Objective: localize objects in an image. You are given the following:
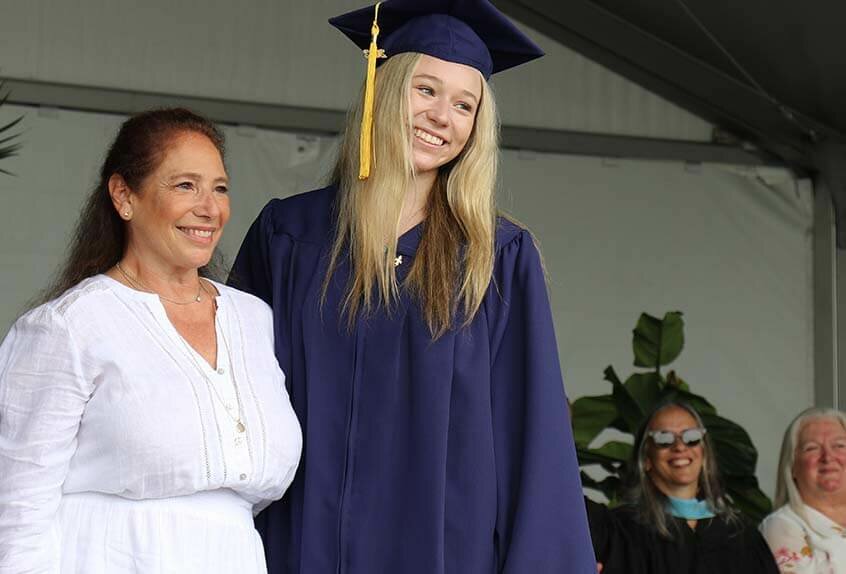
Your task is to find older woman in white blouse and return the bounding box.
[760,407,846,573]
[0,109,301,573]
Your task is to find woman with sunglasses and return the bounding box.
[598,400,778,573]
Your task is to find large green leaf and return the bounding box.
[701,412,770,521]
[726,475,773,524]
[577,446,622,475]
[571,395,618,447]
[608,416,631,434]
[624,372,663,413]
[633,311,684,369]
[701,413,758,476]
[581,441,633,463]
[605,366,645,432]
[660,386,718,416]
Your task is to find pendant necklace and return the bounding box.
[116,261,203,305]
[171,281,247,435]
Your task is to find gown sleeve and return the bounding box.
[0,306,93,573]
[485,229,597,573]
[745,524,781,574]
[585,498,613,563]
[760,511,817,573]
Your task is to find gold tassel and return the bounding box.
[359,2,386,180]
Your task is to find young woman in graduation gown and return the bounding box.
[599,401,779,573]
[229,1,596,572]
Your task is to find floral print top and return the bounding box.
[760,504,846,574]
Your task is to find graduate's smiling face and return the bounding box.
[644,406,704,498]
[409,54,482,179]
[113,131,231,273]
[793,417,846,503]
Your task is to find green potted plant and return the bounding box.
[572,311,773,523]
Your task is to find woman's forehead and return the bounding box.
[413,54,483,98]
[649,406,697,429]
[798,417,846,441]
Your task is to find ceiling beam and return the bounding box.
[4,78,778,167]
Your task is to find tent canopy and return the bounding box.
[497,0,846,243]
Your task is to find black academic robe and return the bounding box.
[600,506,779,574]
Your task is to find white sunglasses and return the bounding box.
[647,428,707,449]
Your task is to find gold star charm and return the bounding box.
[363,48,387,59]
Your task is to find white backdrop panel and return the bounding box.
[0,0,711,140]
[0,104,812,500]
[499,153,813,500]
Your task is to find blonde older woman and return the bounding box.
[761,408,846,573]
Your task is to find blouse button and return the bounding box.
[217,367,226,375]
[239,473,248,481]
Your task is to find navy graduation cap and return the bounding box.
[329,0,544,179]
[329,0,545,80]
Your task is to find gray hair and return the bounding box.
[774,407,846,527]
[625,400,735,539]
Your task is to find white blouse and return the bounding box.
[0,275,302,572]
[761,503,846,574]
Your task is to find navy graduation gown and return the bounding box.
[230,186,596,574]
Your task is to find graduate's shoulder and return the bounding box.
[259,185,337,244]
[494,214,534,254]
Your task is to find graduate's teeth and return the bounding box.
[415,129,444,146]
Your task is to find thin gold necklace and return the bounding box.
[116,261,203,305]
[177,281,247,434]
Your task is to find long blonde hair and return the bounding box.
[324,52,500,338]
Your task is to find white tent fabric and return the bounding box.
[0,0,711,140]
[500,152,813,500]
[0,105,812,498]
